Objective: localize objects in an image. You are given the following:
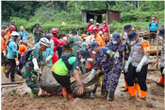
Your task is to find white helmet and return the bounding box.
[90,19,93,22]
[39,37,50,47]
[11,31,19,37]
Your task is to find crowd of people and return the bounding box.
[1,18,164,102]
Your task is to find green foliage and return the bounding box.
[121,10,164,23]
[2,1,164,34]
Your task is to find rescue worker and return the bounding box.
[106,32,125,101]
[122,25,133,92]
[125,32,150,100]
[6,25,16,42]
[148,17,159,44]
[10,20,18,31]
[51,28,60,64]
[95,23,102,33]
[123,30,141,97]
[80,34,88,51]
[5,31,20,82]
[157,28,165,87]
[85,40,121,99]
[87,19,95,34]
[67,30,81,53]
[1,29,7,66]
[21,37,50,98]
[19,26,28,42]
[95,31,106,47]
[51,51,86,99]
[34,34,53,68]
[33,23,43,43]
[122,25,132,41]
[103,21,109,38]
[16,41,28,77]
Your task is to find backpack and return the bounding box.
[19,49,34,65]
[149,22,157,29]
[61,53,75,70]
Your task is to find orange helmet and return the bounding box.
[52,28,59,34]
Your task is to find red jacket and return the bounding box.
[103,24,109,33]
[51,35,60,52]
[87,24,95,33]
[95,27,103,33]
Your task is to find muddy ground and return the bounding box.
[2,63,164,110]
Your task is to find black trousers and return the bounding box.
[126,64,148,91]
[52,72,72,94]
[6,59,16,80]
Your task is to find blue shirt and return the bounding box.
[19,31,28,41]
[148,22,160,32]
[7,39,18,59]
[34,42,53,67]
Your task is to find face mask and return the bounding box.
[80,58,85,63]
[112,40,117,44]
[129,40,136,46]
[92,51,96,54]
[123,32,128,40]
[21,29,24,31]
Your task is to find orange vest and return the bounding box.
[1,36,6,52]
[95,34,106,47]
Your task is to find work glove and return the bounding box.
[136,55,148,72]
[84,69,96,83]
[80,58,85,63]
[136,64,143,72]
[114,52,120,59]
[33,58,40,72]
[16,61,19,66]
[162,68,165,75]
[124,57,132,73]
[3,51,6,56]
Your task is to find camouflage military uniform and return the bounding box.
[22,48,43,95]
[106,42,125,94]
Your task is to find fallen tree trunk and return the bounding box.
[39,66,99,97]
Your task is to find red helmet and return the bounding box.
[9,25,16,31]
[152,17,155,20]
[52,28,59,34]
[1,29,7,36]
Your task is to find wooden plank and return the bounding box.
[2,81,25,85]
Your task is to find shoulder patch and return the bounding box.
[142,40,150,53]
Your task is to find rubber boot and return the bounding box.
[62,88,68,98]
[157,76,165,87]
[101,84,107,97]
[135,83,141,97]
[128,86,136,100]
[140,90,147,100]
[107,91,114,102]
[68,93,74,99]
